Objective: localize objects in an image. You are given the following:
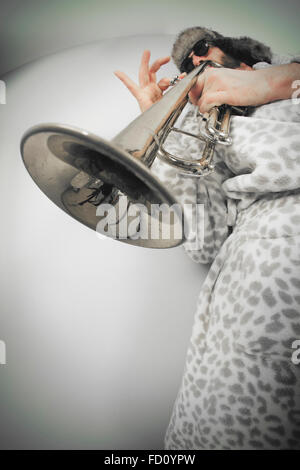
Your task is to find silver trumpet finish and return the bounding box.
[20,61,240,248]
[157,61,234,176]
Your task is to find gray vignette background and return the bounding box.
[0,0,299,450]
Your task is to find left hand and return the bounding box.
[188,67,271,114]
[189,63,300,114]
[114,50,185,113]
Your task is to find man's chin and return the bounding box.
[221,53,241,69]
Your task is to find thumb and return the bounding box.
[157,77,172,91]
[197,90,229,114]
[188,73,205,105]
[158,73,187,92]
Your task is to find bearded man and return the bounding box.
[115,27,300,450]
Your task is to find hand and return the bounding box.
[114,50,185,113]
[189,63,300,114]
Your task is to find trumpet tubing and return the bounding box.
[20,61,244,248]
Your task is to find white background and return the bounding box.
[0,0,299,450]
[0,34,208,449]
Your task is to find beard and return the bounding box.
[220,52,241,69]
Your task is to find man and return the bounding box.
[114,27,300,115]
[115,27,300,449]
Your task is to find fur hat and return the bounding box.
[172,26,273,71]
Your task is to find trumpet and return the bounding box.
[21,61,244,248]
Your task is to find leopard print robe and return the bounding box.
[151,57,300,449]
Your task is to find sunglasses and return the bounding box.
[180,40,212,73]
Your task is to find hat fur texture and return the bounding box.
[172,26,273,71]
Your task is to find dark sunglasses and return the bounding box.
[180,40,212,73]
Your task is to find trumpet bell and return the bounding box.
[20,62,240,249]
[21,123,186,248]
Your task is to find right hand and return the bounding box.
[114,50,184,113]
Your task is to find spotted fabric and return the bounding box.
[151,58,300,449]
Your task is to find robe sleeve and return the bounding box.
[221,55,300,204]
